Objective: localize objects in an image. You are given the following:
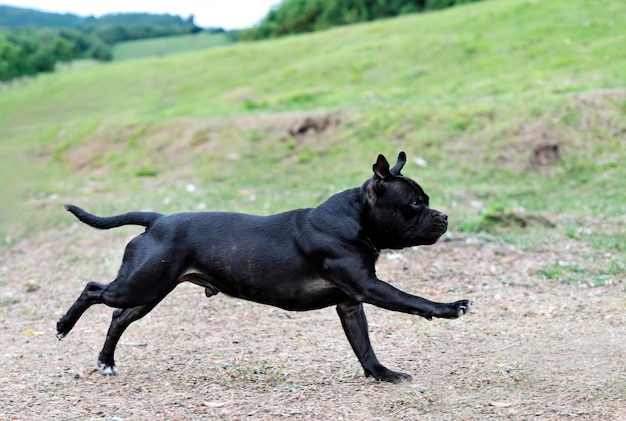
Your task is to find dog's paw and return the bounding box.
[55,318,70,339]
[438,300,473,319]
[456,299,473,317]
[366,366,413,384]
[97,360,118,376]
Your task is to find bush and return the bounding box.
[242,0,483,40]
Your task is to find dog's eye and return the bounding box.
[409,199,421,208]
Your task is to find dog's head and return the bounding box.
[362,152,448,250]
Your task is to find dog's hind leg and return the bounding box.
[55,271,173,340]
[337,300,412,383]
[97,292,171,375]
[56,281,107,339]
[57,232,188,335]
[97,268,220,375]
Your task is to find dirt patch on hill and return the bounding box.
[52,111,346,177]
[498,89,626,174]
[1,217,624,420]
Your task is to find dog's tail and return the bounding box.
[65,204,163,230]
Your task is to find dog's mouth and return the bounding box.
[430,211,448,236]
[423,227,446,244]
[408,214,447,245]
[429,219,448,237]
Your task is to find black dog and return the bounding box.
[56,152,472,383]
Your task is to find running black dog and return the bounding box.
[56,152,472,383]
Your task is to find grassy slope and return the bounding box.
[112,32,232,60]
[2,0,624,122]
[0,0,624,249]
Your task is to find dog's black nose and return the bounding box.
[438,212,448,221]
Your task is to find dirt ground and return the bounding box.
[1,219,624,421]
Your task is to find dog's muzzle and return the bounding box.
[428,211,448,237]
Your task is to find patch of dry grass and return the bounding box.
[1,220,624,420]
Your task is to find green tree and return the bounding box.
[243,0,482,40]
[0,38,22,80]
[87,40,113,61]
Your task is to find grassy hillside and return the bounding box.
[113,32,232,60]
[0,0,624,247]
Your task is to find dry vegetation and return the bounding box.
[2,215,624,420]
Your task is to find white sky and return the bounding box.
[0,0,283,29]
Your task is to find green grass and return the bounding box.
[0,0,624,254]
[112,32,232,60]
[2,0,623,124]
[537,262,587,282]
[538,259,624,287]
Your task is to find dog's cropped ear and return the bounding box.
[372,154,391,180]
[390,151,407,176]
[369,154,392,206]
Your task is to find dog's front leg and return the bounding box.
[325,259,472,320]
[337,300,412,383]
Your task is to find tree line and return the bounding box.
[0,6,201,82]
[1,29,108,81]
[238,0,481,40]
